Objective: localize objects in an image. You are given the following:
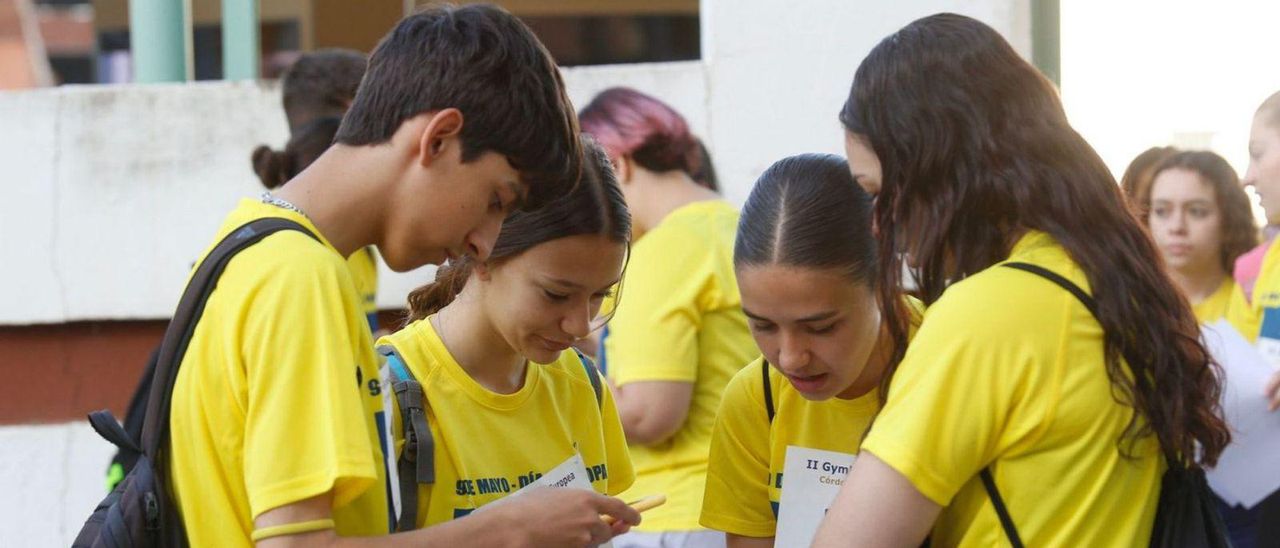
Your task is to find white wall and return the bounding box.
[700,0,1032,206]
[0,423,117,547]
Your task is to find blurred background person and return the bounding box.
[1140,150,1258,323]
[581,87,753,548]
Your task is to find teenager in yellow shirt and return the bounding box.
[1223,90,1280,543]
[376,139,635,528]
[581,88,756,548]
[166,6,639,547]
[698,154,922,547]
[814,14,1230,546]
[1139,150,1257,324]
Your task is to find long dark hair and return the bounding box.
[735,153,876,286]
[1141,150,1259,274]
[840,13,1229,466]
[406,136,631,321]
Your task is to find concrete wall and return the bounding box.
[0,1,1028,544]
[0,61,708,326]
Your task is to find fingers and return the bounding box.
[1266,371,1280,412]
[585,518,613,546]
[588,492,642,527]
[609,519,632,537]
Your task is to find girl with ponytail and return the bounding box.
[376,137,637,529]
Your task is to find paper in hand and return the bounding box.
[1200,320,1280,508]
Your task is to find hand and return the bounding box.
[486,488,640,547]
[1266,371,1280,412]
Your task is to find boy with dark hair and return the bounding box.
[280,48,367,131]
[168,5,637,546]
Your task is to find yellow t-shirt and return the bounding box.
[347,246,380,332]
[1227,237,1280,343]
[861,231,1163,547]
[603,200,756,532]
[1191,278,1235,324]
[377,316,634,527]
[169,199,389,546]
[700,299,923,538]
[700,358,878,537]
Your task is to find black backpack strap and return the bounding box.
[139,217,318,458]
[984,260,1101,547]
[962,258,1095,545]
[761,359,775,423]
[1002,262,1099,315]
[89,410,142,456]
[979,467,1024,548]
[379,345,435,532]
[573,349,604,408]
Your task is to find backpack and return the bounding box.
[73,218,318,548]
[106,347,159,491]
[379,345,604,532]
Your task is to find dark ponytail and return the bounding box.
[735,153,877,286]
[250,116,343,190]
[406,136,632,321]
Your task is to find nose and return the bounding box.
[1170,210,1189,234]
[562,301,591,340]
[1243,163,1258,189]
[466,215,502,261]
[775,332,809,373]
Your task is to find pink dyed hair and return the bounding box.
[579,87,703,177]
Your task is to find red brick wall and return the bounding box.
[0,309,406,425]
[0,321,165,425]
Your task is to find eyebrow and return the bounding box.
[741,308,839,323]
[506,180,528,210]
[1151,198,1212,205]
[547,277,584,290]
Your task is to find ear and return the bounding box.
[612,154,634,185]
[416,108,465,168]
[472,261,493,281]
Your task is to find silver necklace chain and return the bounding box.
[259,191,309,219]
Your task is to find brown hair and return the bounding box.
[1141,150,1259,274]
[1120,146,1177,215]
[251,116,342,189]
[281,49,367,131]
[841,13,1229,466]
[406,137,630,321]
[335,4,581,210]
[735,153,876,285]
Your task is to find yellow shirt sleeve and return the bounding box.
[346,247,380,330]
[597,366,637,495]
[240,243,378,517]
[606,227,708,385]
[700,361,775,537]
[861,280,1054,506]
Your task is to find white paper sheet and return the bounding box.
[1201,320,1280,508]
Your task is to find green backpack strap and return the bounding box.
[573,349,603,408]
[378,344,434,532]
